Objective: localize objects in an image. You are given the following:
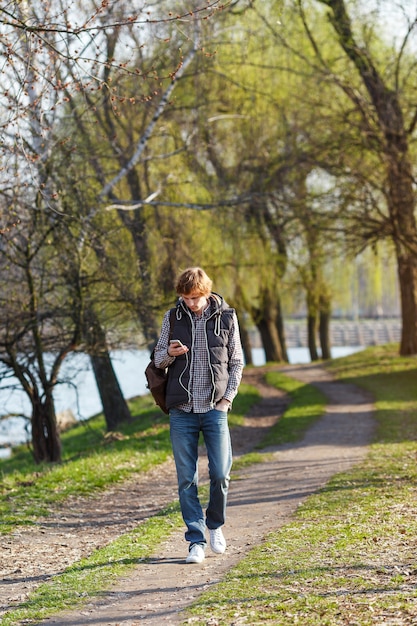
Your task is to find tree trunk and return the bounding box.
[319,292,332,360]
[388,148,417,355]
[307,314,319,361]
[83,307,132,430]
[250,286,286,363]
[275,298,289,362]
[238,319,253,366]
[396,252,417,355]
[256,316,285,362]
[90,353,132,430]
[319,310,331,360]
[31,392,62,464]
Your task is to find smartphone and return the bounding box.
[169,339,184,347]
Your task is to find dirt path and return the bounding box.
[2,363,375,625]
[0,367,287,617]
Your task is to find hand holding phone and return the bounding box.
[169,339,184,347]
[168,339,188,355]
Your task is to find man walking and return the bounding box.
[154,267,244,563]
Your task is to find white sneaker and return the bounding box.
[185,543,205,564]
[209,527,226,554]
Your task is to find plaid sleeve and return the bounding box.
[223,311,244,403]
[153,311,176,369]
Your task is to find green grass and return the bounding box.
[0,501,184,626]
[259,370,326,447]
[0,384,259,534]
[185,345,417,625]
[0,396,173,533]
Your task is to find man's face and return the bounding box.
[181,291,208,316]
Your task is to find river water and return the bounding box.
[0,346,363,457]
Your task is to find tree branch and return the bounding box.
[98,45,199,201]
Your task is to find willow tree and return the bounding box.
[146,3,298,361]
[294,0,417,355]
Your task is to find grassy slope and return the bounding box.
[186,345,417,625]
[0,385,259,534]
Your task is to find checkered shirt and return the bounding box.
[154,300,244,413]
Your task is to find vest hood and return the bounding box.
[175,292,229,336]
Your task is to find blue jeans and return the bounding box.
[169,408,232,546]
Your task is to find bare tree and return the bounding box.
[0,209,80,463]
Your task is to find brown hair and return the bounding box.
[175,267,213,296]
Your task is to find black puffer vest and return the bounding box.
[165,294,235,410]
